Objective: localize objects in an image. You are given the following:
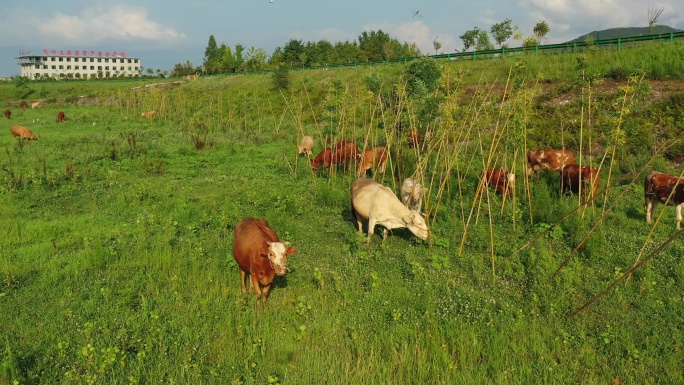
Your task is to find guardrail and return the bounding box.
[226,31,684,76]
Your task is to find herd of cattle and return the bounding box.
[231,136,683,306]
[5,105,682,305]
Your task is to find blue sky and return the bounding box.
[0,0,683,77]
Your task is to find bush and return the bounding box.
[272,64,290,91]
[403,57,441,97]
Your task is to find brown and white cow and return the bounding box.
[141,110,156,118]
[526,149,575,177]
[297,135,314,156]
[482,168,516,198]
[331,140,360,167]
[56,111,66,122]
[561,164,600,200]
[3,110,10,119]
[232,218,297,306]
[351,178,429,245]
[10,125,37,140]
[357,146,389,176]
[644,171,684,230]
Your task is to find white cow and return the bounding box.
[297,135,314,156]
[401,177,426,212]
[351,178,429,245]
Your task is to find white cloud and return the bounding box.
[0,4,186,47]
[362,20,459,55]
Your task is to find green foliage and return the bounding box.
[271,64,290,90]
[490,18,513,48]
[404,57,441,96]
[12,76,33,99]
[533,21,550,43]
[459,28,480,52]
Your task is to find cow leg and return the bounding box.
[366,218,377,245]
[250,274,264,307]
[645,197,654,223]
[382,228,389,239]
[353,209,364,235]
[239,269,249,294]
[676,204,682,230]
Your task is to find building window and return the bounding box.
[59,65,63,69]
[43,57,48,61]
[98,66,102,70]
[127,59,132,63]
[134,67,139,71]
[51,65,56,69]
[59,57,63,62]
[34,65,39,69]
[105,66,109,70]
[66,65,71,70]
[120,66,124,70]
[67,57,71,62]
[97,58,102,62]
[75,66,79,70]
[104,58,109,63]
[43,65,47,69]
[90,58,94,62]
[90,66,95,70]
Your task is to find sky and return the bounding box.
[0,0,683,77]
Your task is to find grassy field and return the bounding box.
[2,42,684,384]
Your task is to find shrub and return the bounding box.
[272,64,290,91]
[403,57,441,97]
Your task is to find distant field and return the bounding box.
[1,43,684,384]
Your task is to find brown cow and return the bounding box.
[232,218,297,306]
[56,111,66,122]
[407,129,422,149]
[297,135,314,156]
[331,140,360,167]
[561,164,600,199]
[482,168,516,197]
[19,102,28,109]
[526,149,575,177]
[644,171,684,230]
[311,148,333,170]
[3,110,10,119]
[141,110,156,118]
[10,125,37,140]
[357,147,389,176]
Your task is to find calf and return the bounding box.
[311,148,333,170]
[526,149,575,177]
[31,101,42,109]
[56,111,66,122]
[401,177,426,212]
[482,168,515,198]
[357,147,389,176]
[10,125,37,140]
[561,164,599,199]
[407,129,422,149]
[297,135,314,156]
[3,110,10,119]
[232,218,297,306]
[141,110,156,118]
[19,102,28,109]
[351,178,429,245]
[644,171,684,229]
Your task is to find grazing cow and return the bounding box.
[401,177,426,212]
[482,168,516,198]
[10,125,37,140]
[357,146,389,176]
[331,140,360,167]
[351,178,429,245]
[141,110,156,118]
[31,101,42,109]
[19,102,28,109]
[526,149,575,177]
[3,110,10,119]
[407,129,422,149]
[644,171,684,230]
[311,148,333,170]
[561,164,600,199]
[56,111,66,122]
[297,135,314,156]
[232,218,297,306]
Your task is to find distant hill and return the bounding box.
[565,25,682,44]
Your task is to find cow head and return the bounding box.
[403,211,429,240]
[260,241,297,276]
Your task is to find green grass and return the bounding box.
[1,42,684,384]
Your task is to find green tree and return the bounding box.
[533,21,550,44]
[404,56,441,96]
[476,30,494,51]
[234,44,245,71]
[490,18,513,48]
[218,44,236,72]
[272,63,290,91]
[13,76,32,99]
[203,35,219,74]
[282,39,305,66]
[171,60,195,77]
[459,28,480,52]
[433,36,442,55]
[245,47,268,71]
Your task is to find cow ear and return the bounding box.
[286,247,298,255]
[259,247,269,256]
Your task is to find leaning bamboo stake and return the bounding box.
[570,228,684,318]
